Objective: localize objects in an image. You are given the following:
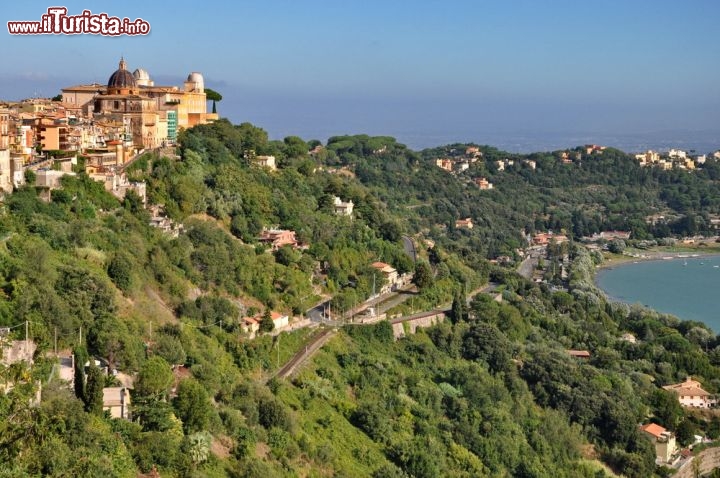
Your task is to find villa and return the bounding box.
[663,377,716,408]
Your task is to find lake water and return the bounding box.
[595,255,720,332]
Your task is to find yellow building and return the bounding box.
[61,58,217,149]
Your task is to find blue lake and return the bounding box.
[595,255,720,332]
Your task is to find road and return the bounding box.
[402,236,417,262]
[518,248,543,279]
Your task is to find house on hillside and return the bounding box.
[259,228,298,250]
[371,261,399,294]
[435,158,453,172]
[241,311,290,338]
[455,218,474,230]
[254,155,276,171]
[533,232,568,246]
[333,196,354,216]
[270,311,289,330]
[475,177,493,190]
[640,423,676,464]
[0,340,36,366]
[241,317,260,338]
[103,387,131,419]
[663,377,716,408]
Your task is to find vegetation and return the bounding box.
[1,119,720,476]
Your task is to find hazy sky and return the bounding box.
[3,1,720,151]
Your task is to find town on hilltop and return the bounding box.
[0,57,217,201]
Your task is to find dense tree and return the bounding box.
[84,362,104,414]
[260,309,275,333]
[173,378,213,434]
[153,334,187,366]
[413,260,433,289]
[107,252,134,292]
[450,288,467,323]
[135,356,174,399]
[461,322,512,374]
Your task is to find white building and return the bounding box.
[103,387,131,419]
[255,155,276,171]
[668,149,687,159]
[333,196,354,216]
[663,377,716,408]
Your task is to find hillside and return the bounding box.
[1,120,720,477]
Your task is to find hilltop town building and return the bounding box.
[62,58,217,149]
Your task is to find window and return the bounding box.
[114,101,120,110]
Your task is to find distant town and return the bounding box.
[0,57,216,202]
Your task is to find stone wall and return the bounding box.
[391,312,446,339]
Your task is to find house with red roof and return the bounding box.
[259,228,298,250]
[640,423,676,464]
[663,377,716,408]
[566,350,590,359]
[455,218,474,230]
[241,311,289,338]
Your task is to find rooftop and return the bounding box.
[640,423,668,439]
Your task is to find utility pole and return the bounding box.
[54,327,58,355]
[277,334,280,369]
[79,325,82,346]
[25,320,29,354]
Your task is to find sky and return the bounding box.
[3,0,720,152]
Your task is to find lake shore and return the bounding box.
[593,249,720,330]
[595,246,720,271]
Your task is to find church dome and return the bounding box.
[187,72,204,83]
[133,68,150,81]
[133,68,153,87]
[108,58,136,89]
[185,72,204,92]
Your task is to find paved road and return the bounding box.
[402,236,417,262]
[518,249,544,279]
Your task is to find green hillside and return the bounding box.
[1,119,720,477]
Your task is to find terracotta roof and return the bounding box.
[567,350,591,358]
[640,423,667,439]
[663,378,711,396]
[371,261,391,269]
[667,386,710,397]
